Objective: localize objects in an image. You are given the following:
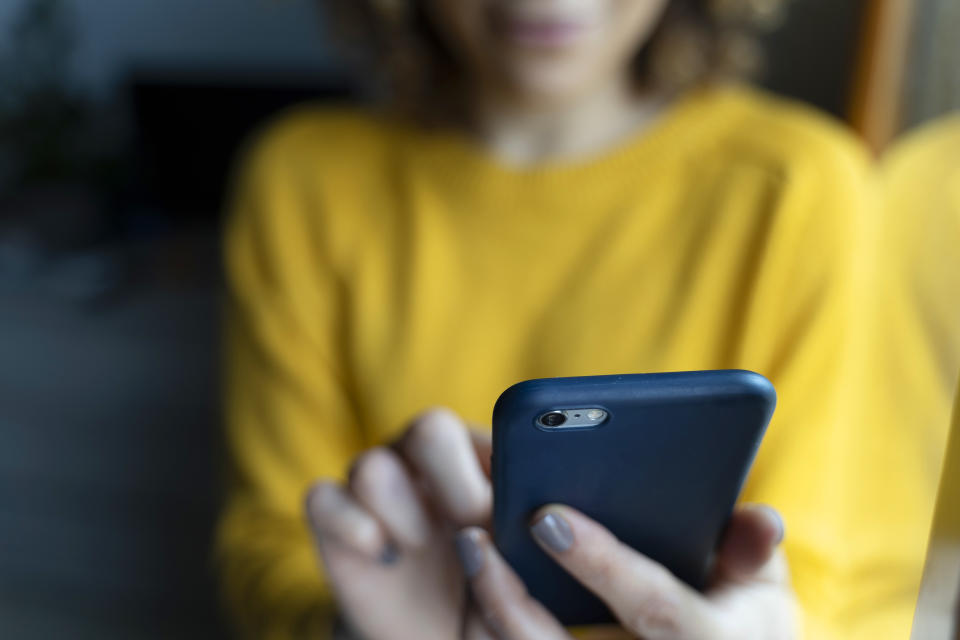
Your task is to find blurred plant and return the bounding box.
[0,0,105,195]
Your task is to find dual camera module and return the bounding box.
[537,408,608,429]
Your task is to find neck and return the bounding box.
[471,75,665,167]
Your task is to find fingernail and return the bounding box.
[303,484,325,532]
[530,511,574,553]
[379,542,400,565]
[768,508,785,545]
[455,529,485,578]
[482,612,508,638]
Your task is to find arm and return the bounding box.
[735,142,936,638]
[216,131,364,639]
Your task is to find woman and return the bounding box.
[217,1,933,637]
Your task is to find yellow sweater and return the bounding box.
[911,383,960,638]
[874,117,960,640]
[880,114,960,433]
[218,85,934,639]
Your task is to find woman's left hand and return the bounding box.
[457,503,796,640]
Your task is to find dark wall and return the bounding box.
[761,0,866,118]
[0,238,225,639]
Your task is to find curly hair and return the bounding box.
[322,0,788,121]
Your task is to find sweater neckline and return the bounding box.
[407,84,735,187]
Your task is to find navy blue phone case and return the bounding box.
[492,370,776,626]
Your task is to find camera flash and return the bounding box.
[586,409,606,421]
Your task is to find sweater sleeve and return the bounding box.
[859,116,960,639]
[216,120,365,640]
[734,126,936,639]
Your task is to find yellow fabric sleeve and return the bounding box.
[217,129,362,639]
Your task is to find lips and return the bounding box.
[494,13,594,48]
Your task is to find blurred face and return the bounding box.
[426,0,671,105]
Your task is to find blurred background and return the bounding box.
[0,0,956,638]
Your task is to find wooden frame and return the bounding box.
[848,0,916,153]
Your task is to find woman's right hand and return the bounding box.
[305,408,492,640]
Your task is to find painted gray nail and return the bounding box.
[531,512,574,553]
[482,612,509,638]
[767,507,785,545]
[379,542,400,565]
[455,530,485,578]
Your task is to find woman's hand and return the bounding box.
[457,504,796,640]
[307,408,796,640]
[304,408,492,640]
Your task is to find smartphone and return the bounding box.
[491,370,776,626]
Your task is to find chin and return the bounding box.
[502,61,599,105]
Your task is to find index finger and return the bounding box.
[396,408,492,526]
[456,527,572,640]
[529,505,721,639]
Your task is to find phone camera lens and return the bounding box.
[540,412,566,427]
